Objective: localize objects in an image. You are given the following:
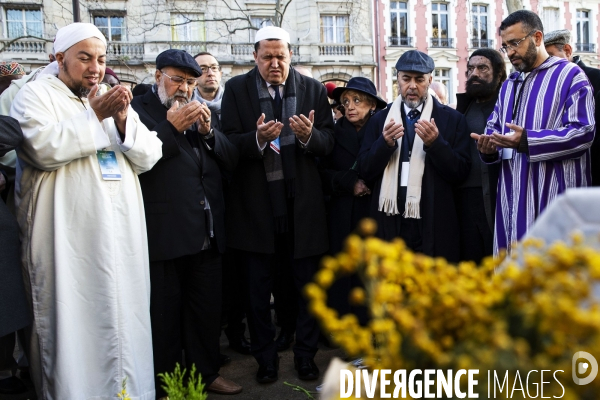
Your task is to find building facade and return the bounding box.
[375,0,600,104]
[0,0,376,86]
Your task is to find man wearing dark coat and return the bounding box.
[358,50,470,263]
[544,29,600,186]
[131,49,242,396]
[455,48,506,263]
[221,26,334,383]
[0,115,29,395]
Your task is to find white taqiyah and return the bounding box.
[254,26,291,44]
[54,22,107,53]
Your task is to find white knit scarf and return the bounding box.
[378,93,433,218]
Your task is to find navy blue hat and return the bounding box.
[332,77,387,109]
[156,49,202,77]
[395,50,435,74]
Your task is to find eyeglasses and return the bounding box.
[500,31,536,54]
[199,65,221,74]
[160,70,198,88]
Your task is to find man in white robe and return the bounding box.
[10,23,162,400]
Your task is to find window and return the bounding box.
[542,8,559,33]
[94,16,126,41]
[431,3,448,39]
[576,10,592,52]
[433,68,451,103]
[5,8,42,38]
[250,17,273,42]
[390,2,409,46]
[171,13,205,42]
[320,15,349,43]
[471,5,490,48]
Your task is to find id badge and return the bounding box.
[400,161,410,187]
[502,148,514,160]
[270,137,281,154]
[501,128,515,160]
[96,150,122,180]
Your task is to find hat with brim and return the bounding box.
[332,77,387,109]
[156,49,202,77]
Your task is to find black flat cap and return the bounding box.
[395,50,435,74]
[156,49,202,77]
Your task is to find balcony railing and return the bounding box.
[389,36,413,47]
[319,44,354,56]
[0,38,47,53]
[576,43,596,53]
[231,44,300,57]
[430,38,454,48]
[169,41,206,55]
[231,44,254,56]
[107,42,144,60]
[471,38,494,48]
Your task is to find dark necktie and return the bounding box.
[407,108,421,121]
[272,85,282,120]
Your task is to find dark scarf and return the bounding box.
[256,68,298,233]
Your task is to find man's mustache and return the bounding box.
[467,77,485,84]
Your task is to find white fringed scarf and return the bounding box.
[378,93,433,218]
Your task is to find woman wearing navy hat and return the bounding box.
[319,77,387,321]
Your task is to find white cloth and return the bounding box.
[255,26,291,43]
[54,22,106,53]
[10,74,162,400]
[378,94,433,217]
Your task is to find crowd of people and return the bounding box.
[0,8,597,400]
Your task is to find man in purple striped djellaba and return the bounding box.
[471,10,595,255]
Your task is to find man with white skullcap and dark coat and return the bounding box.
[221,26,334,383]
[10,22,162,399]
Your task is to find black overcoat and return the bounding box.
[357,97,471,263]
[576,58,600,95]
[320,116,372,254]
[456,92,500,231]
[221,67,335,258]
[575,59,600,186]
[0,115,29,337]
[131,91,238,261]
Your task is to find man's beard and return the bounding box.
[404,93,427,109]
[510,40,538,72]
[63,60,91,98]
[466,77,498,99]
[157,80,190,109]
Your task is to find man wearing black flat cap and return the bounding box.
[358,50,470,262]
[131,49,242,396]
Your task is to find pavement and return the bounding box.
[210,333,345,400]
[0,329,346,400]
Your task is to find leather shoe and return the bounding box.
[256,357,279,383]
[207,376,242,395]
[228,335,251,355]
[275,329,294,351]
[294,356,320,380]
